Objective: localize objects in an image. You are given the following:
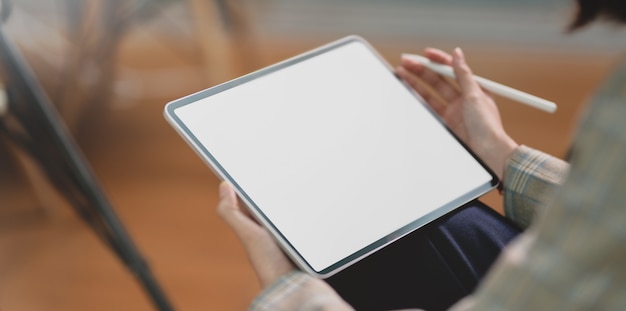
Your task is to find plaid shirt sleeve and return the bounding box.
[502,145,569,229]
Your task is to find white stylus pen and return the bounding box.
[402,53,557,113]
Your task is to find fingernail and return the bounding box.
[454,47,464,64]
[219,182,230,200]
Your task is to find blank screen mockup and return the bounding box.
[170,39,494,274]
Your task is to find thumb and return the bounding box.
[217,181,263,241]
[452,47,480,95]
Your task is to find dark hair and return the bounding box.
[569,0,626,31]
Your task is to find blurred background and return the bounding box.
[0,0,624,310]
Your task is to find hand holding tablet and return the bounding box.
[216,181,296,287]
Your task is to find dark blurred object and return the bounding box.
[0,0,174,309]
[0,0,255,309]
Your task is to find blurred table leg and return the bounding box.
[187,0,235,83]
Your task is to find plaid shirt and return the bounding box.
[249,60,626,311]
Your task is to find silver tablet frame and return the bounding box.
[164,35,498,278]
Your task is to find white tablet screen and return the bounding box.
[166,37,495,277]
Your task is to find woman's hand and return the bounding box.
[217,181,295,287]
[396,47,518,179]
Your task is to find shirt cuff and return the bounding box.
[502,145,568,229]
[249,270,354,311]
[249,270,309,311]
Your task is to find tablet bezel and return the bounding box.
[164,35,498,278]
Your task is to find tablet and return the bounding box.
[164,36,498,278]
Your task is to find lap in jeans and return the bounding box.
[326,200,522,311]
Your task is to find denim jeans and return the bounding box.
[326,200,522,311]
